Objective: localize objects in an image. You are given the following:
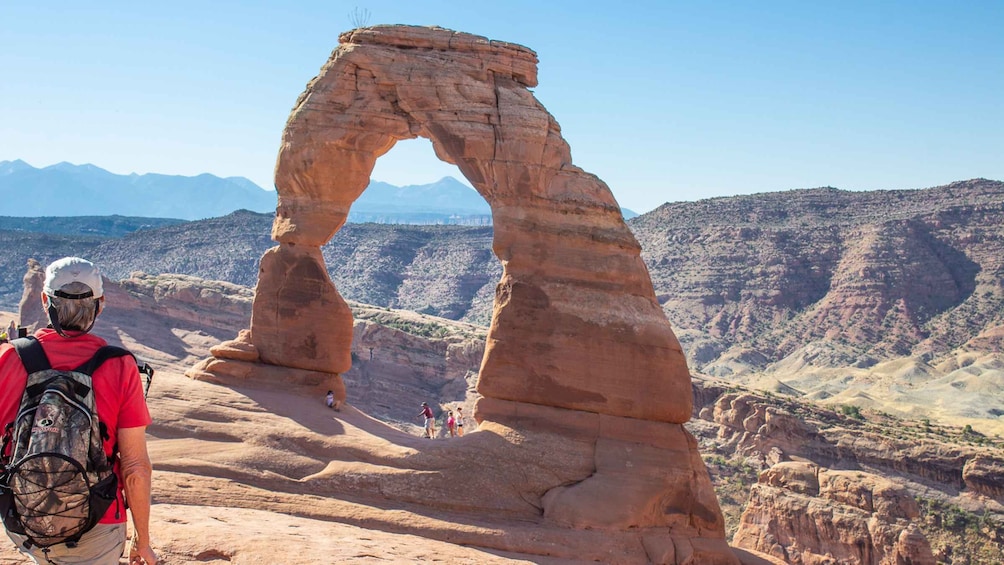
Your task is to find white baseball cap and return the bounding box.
[43,257,104,299]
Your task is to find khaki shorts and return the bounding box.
[6,523,126,565]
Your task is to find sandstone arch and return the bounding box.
[258,25,691,422]
[191,25,738,563]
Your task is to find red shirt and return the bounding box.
[0,329,152,523]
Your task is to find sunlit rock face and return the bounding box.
[733,462,936,565]
[193,25,740,564]
[17,259,45,333]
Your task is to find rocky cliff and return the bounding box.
[696,382,1004,498]
[690,376,1004,563]
[342,304,486,430]
[632,178,1004,373]
[733,462,936,564]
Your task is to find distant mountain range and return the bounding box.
[348,177,492,224]
[0,160,276,220]
[0,160,638,222]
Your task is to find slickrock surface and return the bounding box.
[733,462,936,564]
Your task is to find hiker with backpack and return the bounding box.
[0,257,157,565]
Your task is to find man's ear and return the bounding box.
[40,292,49,308]
[96,297,105,315]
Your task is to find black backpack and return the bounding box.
[0,337,134,548]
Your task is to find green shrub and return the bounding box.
[840,405,864,420]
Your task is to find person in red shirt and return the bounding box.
[0,257,157,565]
[419,402,435,438]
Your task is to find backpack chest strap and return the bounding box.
[11,338,51,375]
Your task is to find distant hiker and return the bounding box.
[0,257,157,565]
[419,402,435,438]
[455,406,465,437]
[325,390,341,412]
[446,410,456,437]
[5,320,14,340]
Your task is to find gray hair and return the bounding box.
[47,282,100,332]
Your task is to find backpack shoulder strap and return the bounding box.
[11,337,51,374]
[75,346,135,376]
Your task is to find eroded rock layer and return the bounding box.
[733,462,936,565]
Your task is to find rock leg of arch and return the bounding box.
[191,24,741,564]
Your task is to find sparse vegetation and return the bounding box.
[701,453,761,538]
[839,404,864,420]
[917,497,1004,564]
[349,302,487,341]
[382,318,451,339]
[962,424,992,446]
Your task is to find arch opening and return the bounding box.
[319,137,499,431]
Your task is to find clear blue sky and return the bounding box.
[1,1,1001,214]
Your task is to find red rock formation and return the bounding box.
[17,258,45,332]
[709,392,838,467]
[733,462,936,564]
[962,455,1004,500]
[241,24,691,424]
[105,272,253,330]
[191,25,733,563]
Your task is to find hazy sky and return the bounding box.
[1,1,1001,214]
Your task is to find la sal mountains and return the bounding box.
[0,160,638,222]
[0,159,480,222]
[0,160,276,221]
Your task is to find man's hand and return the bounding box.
[128,537,158,564]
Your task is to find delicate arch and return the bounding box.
[200,24,694,425]
[204,25,692,424]
[186,27,737,560]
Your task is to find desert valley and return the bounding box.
[1,24,1002,565]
